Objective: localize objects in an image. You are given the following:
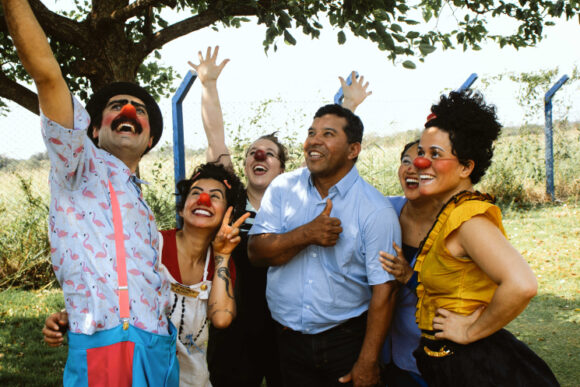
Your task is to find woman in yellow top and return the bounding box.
[410,90,559,386]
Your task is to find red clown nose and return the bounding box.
[120,103,137,120]
[413,157,432,169]
[254,149,267,161]
[196,192,212,207]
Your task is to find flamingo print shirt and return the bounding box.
[41,96,171,335]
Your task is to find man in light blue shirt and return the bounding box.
[248,104,401,387]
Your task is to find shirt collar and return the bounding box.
[101,148,150,185]
[307,165,359,199]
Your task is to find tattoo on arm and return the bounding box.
[215,255,225,267]
[217,267,234,299]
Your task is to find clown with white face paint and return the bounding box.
[189,47,371,386]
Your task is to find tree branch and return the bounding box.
[0,72,39,115]
[111,0,170,22]
[143,5,258,52]
[27,0,86,45]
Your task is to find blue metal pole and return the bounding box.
[544,75,569,201]
[171,70,197,226]
[456,73,478,92]
[334,71,359,104]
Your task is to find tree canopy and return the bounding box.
[0,0,577,115]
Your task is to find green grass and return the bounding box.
[0,203,578,386]
[0,121,578,384]
[0,289,66,386]
[503,203,579,387]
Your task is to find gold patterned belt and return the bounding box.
[171,282,200,298]
[421,331,454,358]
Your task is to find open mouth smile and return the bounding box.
[405,177,419,188]
[419,174,435,185]
[192,208,212,217]
[111,117,143,135]
[252,165,268,175]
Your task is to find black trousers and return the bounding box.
[276,313,368,387]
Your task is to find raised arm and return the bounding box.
[248,198,342,267]
[188,46,232,169]
[433,215,538,344]
[340,71,372,113]
[2,0,72,127]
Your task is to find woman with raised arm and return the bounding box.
[408,90,558,386]
[190,46,371,386]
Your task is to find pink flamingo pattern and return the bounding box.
[42,96,169,336]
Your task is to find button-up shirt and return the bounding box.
[42,96,170,335]
[249,166,400,334]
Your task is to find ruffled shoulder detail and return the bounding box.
[443,198,502,240]
[413,191,495,274]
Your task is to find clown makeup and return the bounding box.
[244,139,284,191]
[398,143,421,201]
[181,178,228,230]
[416,127,468,200]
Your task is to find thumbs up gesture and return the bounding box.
[308,198,342,246]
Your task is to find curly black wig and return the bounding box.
[176,163,246,222]
[425,90,502,184]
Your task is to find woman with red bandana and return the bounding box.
[190,47,371,386]
[406,90,558,386]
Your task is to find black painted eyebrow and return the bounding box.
[190,186,225,197]
[106,99,147,110]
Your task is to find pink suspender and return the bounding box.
[108,180,130,330]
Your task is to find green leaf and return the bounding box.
[338,30,346,44]
[419,43,436,55]
[402,60,416,69]
[406,31,420,39]
[283,30,296,45]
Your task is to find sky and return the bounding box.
[1,3,578,160]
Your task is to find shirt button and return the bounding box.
[308,280,313,284]
[312,253,317,257]
[306,305,310,309]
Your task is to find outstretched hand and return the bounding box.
[188,46,230,85]
[42,310,68,347]
[340,71,372,112]
[212,207,251,255]
[379,242,413,284]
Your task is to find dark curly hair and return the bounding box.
[176,163,246,222]
[246,131,289,170]
[425,90,502,184]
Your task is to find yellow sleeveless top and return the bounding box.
[414,191,506,331]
